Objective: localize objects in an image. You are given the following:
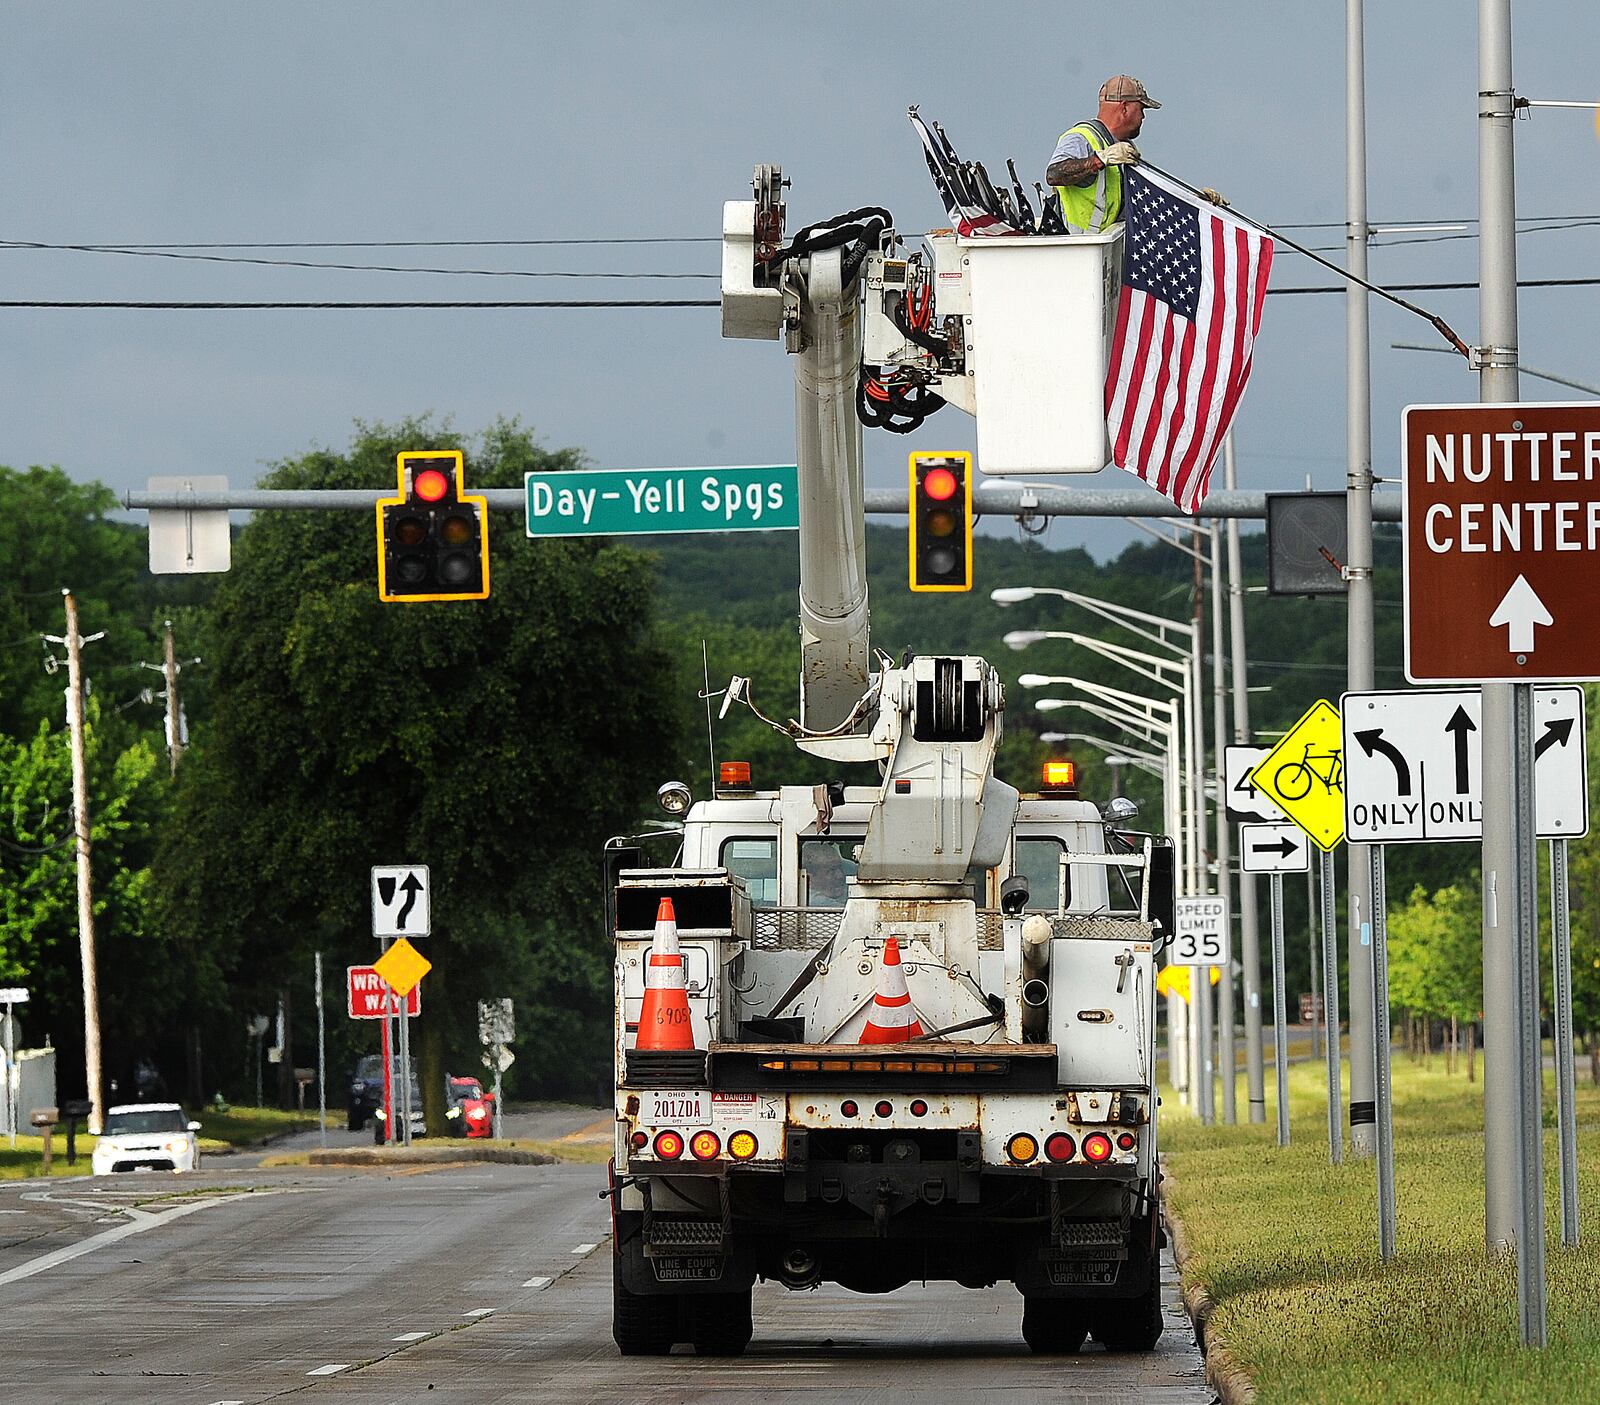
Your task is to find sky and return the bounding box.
[5,3,1599,559]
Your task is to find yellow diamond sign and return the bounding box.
[1155,964,1221,1003]
[373,937,431,998]
[1248,699,1345,851]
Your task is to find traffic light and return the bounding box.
[377,450,490,602]
[908,451,973,592]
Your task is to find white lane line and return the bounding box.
[463,1307,496,1317]
[522,1275,553,1290]
[571,1242,598,1254]
[307,1363,352,1376]
[0,1198,227,1288]
[207,1400,246,1404]
[392,1331,430,1342]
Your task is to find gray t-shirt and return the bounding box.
[1048,120,1114,175]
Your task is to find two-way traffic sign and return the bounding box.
[372,865,430,938]
[1403,402,1600,683]
[1240,822,1311,874]
[1224,745,1286,823]
[1340,686,1588,843]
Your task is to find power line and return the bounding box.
[0,298,721,309]
[0,236,721,249]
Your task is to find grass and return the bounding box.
[0,1105,317,1180]
[1162,1054,1600,1404]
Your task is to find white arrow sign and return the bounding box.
[372,864,431,938]
[1239,823,1311,874]
[1341,686,1587,844]
[1489,575,1553,655]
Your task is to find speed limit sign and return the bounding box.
[1171,895,1231,966]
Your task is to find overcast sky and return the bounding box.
[6,3,1598,558]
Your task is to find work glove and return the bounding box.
[1199,187,1231,208]
[1098,141,1141,167]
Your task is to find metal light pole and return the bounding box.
[1211,524,1236,1123]
[1344,0,1379,1163]
[1223,439,1266,1123]
[1478,0,1546,1348]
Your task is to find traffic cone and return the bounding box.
[636,896,696,1051]
[859,936,926,1044]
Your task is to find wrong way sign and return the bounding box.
[347,966,421,1019]
[1403,402,1600,683]
[1340,686,1588,844]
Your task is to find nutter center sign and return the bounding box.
[1403,402,1600,684]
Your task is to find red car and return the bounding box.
[446,1075,496,1138]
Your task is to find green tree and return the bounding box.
[156,419,688,1125]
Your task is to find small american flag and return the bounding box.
[1105,167,1274,514]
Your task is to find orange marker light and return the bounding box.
[727,1130,759,1160]
[1042,760,1076,788]
[719,761,752,787]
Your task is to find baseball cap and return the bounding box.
[1099,75,1161,109]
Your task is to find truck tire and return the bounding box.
[1021,1296,1088,1354]
[1088,1273,1164,1352]
[611,1264,679,1356]
[689,1288,753,1357]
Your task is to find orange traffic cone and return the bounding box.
[636,896,696,1051]
[859,936,926,1044]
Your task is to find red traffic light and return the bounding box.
[414,468,450,502]
[923,466,959,501]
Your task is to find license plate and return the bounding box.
[1047,1259,1117,1287]
[644,1091,706,1124]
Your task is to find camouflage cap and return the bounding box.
[1099,75,1161,109]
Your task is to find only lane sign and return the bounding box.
[1341,686,1588,843]
[1240,822,1311,874]
[1403,402,1600,683]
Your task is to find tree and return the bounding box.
[1385,880,1481,1075]
[156,419,690,1125]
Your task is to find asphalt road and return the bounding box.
[0,1130,1210,1404]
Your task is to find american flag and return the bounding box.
[1105,167,1274,514]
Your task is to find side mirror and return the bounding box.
[1101,796,1140,824]
[999,875,1031,916]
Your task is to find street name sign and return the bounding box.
[1239,822,1312,874]
[372,864,430,938]
[1248,699,1346,851]
[1224,744,1286,823]
[373,937,431,999]
[1341,686,1588,843]
[347,966,421,1018]
[0,988,29,1005]
[1403,402,1600,683]
[1171,895,1231,967]
[525,465,799,538]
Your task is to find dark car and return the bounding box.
[348,1055,417,1132]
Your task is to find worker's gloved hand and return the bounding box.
[1098,141,1141,167]
[1199,187,1231,208]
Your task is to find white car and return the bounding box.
[91,1103,201,1174]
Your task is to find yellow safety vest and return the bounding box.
[1053,122,1121,235]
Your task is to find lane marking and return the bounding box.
[571,1242,598,1254]
[392,1331,429,1342]
[307,1363,351,1376]
[464,1307,496,1317]
[0,1197,238,1288]
[207,1400,246,1404]
[522,1275,553,1290]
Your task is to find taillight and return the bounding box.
[874,1100,893,1118]
[1082,1132,1113,1163]
[690,1130,720,1161]
[910,1099,928,1117]
[728,1130,759,1161]
[840,1100,859,1118]
[1007,1133,1039,1164]
[653,1129,684,1160]
[1044,1132,1076,1162]
[630,1130,648,1149]
[1116,1131,1137,1152]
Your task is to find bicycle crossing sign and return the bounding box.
[1248,699,1346,851]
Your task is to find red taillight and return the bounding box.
[1082,1132,1113,1163]
[414,467,449,502]
[874,1100,893,1118]
[910,1099,928,1118]
[630,1130,648,1149]
[840,1100,859,1118]
[1044,1132,1076,1162]
[719,761,752,787]
[690,1130,721,1161]
[653,1129,684,1160]
[1116,1132,1137,1152]
[923,467,958,501]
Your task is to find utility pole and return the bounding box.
[1211,523,1236,1124]
[60,591,106,1135]
[1478,0,1546,1349]
[162,620,183,777]
[1190,538,1212,1125]
[1224,437,1266,1123]
[1344,0,1378,1162]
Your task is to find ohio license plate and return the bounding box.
[644,1091,706,1124]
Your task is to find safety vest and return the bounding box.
[1053,121,1121,235]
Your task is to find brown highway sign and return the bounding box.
[1403,402,1600,683]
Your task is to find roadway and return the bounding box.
[0,1108,1210,1405]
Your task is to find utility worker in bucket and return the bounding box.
[1046,75,1160,235]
